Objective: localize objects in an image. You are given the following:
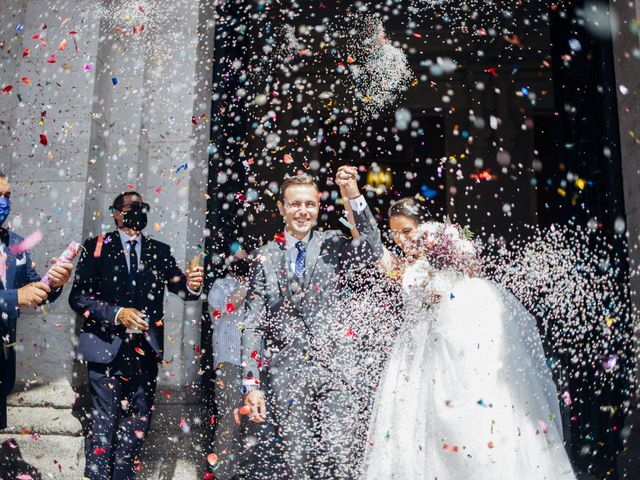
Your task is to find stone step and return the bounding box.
[8,383,76,409]
[0,434,84,479]
[5,407,82,436]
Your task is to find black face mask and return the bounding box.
[121,205,148,231]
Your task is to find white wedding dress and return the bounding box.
[363,258,576,480]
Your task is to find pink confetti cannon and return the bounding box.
[41,241,81,286]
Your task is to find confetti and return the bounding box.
[10,230,42,254]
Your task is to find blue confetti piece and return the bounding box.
[449,292,455,300]
[420,185,437,199]
[112,77,118,86]
[568,38,582,52]
[520,86,529,96]
[16,24,24,32]
[176,163,188,172]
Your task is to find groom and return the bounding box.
[241,167,384,478]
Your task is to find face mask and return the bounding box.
[121,204,148,232]
[0,196,11,227]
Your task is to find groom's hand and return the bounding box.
[243,390,267,423]
[335,165,361,199]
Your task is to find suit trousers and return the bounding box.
[243,346,357,480]
[84,335,158,480]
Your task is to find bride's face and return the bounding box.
[389,215,419,255]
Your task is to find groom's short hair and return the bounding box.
[279,175,318,202]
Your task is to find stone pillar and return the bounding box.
[612,0,640,476]
[80,1,214,477]
[0,0,102,477]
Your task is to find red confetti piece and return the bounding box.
[58,39,67,51]
[39,134,48,146]
[274,232,286,244]
[155,319,163,327]
[192,115,198,125]
[283,154,294,164]
[485,67,498,77]
[347,56,355,64]
[210,415,215,426]
[207,453,218,465]
[22,48,29,57]
[470,169,496,181]
[127,184,136,189]
[212,309,221,319]
[94,447,106,455]
[93,234,103,258]
[204,473,214,480]
[32,34,40,39]
[21,77,30,86]
[179,418,186,428]
[488,441,495,449]
[164,391,171,399]
[345,328,356,337]
[134,347,145,356]
[134,430,144,439]
[239,406,251,416]
[226,302,235,313]
[1,85,13,94]
[412,32,423,38]
[133,24,144,35]
[443,444,459,453]
[47,54,56,64]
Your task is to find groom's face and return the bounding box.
[278,184,320,238]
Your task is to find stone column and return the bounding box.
[612,0,640,476]
[0,0,102,477]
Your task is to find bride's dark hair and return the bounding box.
[388,197,431,224]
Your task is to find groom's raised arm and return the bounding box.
[335,165,384,265]
[241,254,268,393]
[346,196,384,262]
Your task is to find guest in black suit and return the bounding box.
[0,172,73,429]
[69,191,204,480]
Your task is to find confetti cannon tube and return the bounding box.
[41,241,81,286]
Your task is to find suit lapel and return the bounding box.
[302,230,321,290]
[108,231,129,276]
[137,235,155,305]
[272,241,294,299]
[4,253,16,290]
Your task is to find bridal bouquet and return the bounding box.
[407,221,481,275]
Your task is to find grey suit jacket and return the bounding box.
[241,203,384,383]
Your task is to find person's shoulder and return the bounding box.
[144,235,171,252]
[317,229,345,243]
[7,230,24,243]
[254,241,279,255]
[82,232,114,248]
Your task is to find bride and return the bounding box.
[363,198,576,480]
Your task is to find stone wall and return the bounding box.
[0,0,214,477]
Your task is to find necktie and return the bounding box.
[128,239,138,303]
[295,240,306,278]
